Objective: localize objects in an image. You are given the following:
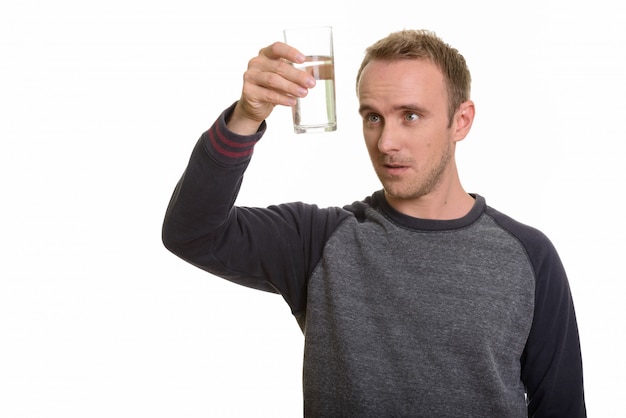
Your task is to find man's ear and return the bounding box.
[452,100,475,142]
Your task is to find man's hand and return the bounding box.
[227,42,316,135]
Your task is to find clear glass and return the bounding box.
[283,26,337,134]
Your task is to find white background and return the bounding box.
[1,1,624,416]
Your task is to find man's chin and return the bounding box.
[383,187,412,201]
[383,184,427,202]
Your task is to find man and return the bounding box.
[162,29,586,417]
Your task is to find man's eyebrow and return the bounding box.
[395,103,428,114]
[358,103,429,115]
[358,104,375,115]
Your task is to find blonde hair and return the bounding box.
[356,30,471,125]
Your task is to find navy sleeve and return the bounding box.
[488,208,586,417]
[521,237,586,417]
[162,104,349,318]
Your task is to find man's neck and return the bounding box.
[384,187,475,220]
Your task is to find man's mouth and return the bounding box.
[382,162,409,175]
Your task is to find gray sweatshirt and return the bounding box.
[162,104,586,417]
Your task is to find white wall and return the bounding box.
[1,1,623,416]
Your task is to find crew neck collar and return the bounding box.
[372,190,485,231]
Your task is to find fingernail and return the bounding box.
[306,78,316,88]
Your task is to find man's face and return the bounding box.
[358,59,462,207]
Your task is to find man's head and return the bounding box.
[356,30,475,216]
[356,30,471,126]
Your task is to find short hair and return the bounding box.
[356,30,471,124]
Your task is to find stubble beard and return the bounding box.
[379,142,453,202]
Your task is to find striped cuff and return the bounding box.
[203,102,265,165]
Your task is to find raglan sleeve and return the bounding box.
[162,103,348,317]
[521,232,587,417]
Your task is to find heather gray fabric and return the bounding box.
[302,197,534,417]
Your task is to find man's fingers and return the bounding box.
[262,41,306,64]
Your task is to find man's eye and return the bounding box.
[405,112,419,122]
[367,114,381,123]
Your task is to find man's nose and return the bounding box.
[377,123,402,153]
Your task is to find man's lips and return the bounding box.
[381,162,410,175]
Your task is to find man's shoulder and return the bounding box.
[483,204,550,244]
[482,202,562,275]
